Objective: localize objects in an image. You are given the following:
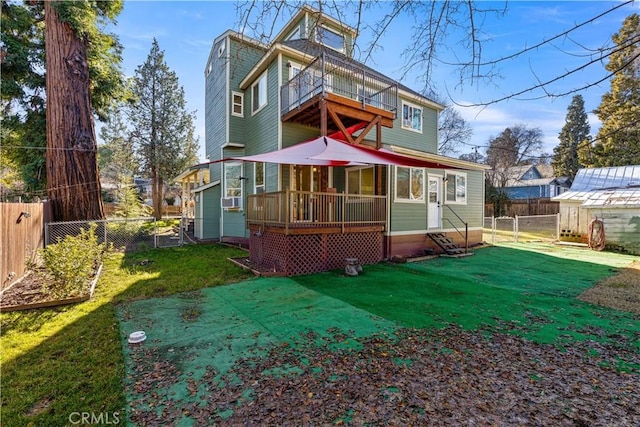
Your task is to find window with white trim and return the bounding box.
[445,172,467,204]
[314,25,344,52]
[254,162,265,193]
[401,101,422,132]
[232,91,244,117]
[346,166,374,195]
[223,163,242,208]
[251,71,267,114]
[395,167,424,201]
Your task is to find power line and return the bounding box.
[437,0,633,69]
[0,145,97,152]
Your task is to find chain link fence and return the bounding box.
[483,214,560,243]
[46,217,184,252]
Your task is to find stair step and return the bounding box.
[426,232,467,256]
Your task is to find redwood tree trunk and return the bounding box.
[45,1,104,221]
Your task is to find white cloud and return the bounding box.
[451,101,569,154]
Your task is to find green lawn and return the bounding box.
[294,243,639,348]
[0,244,252,427]
[1,242,638,426]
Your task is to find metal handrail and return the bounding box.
[442,204,469,253]
[280,51,398,117]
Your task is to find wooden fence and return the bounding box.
[485,198,559,217]
[1,202,51,290]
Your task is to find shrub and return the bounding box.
[41,224,109,298]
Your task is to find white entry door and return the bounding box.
[427,175,441,229]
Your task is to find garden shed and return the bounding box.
[553,165,640,254]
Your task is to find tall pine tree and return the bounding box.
[98,104,138,191]
[552,95,590,180]
[129,39,199,220]
[588,14,640,167]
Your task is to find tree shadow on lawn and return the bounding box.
[293,244,640,352]
[0,244,252,427]
[3,243,638,426]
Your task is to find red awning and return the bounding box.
[213,136,365,166]
[310,137,461,169]
[213,133,461,169]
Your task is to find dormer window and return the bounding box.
[287,26,300,40]
[315,25,344,52]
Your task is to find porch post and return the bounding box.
[320,99,327,136]
[341,191,345,234]
[285,187,290,235]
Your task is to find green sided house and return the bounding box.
[181,5,488,275]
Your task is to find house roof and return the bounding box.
[490,164,569,188]
[272,4,359,43]
[193,180,220,194]
[389,145,490,171]
[509,177,562,187]
[568,165,640,191]
[205,30,267,75]
[534,164,555,178]
[552,165,640,207]
[554,188,640,207]
[236,12,444,111]
[174,162,211,183]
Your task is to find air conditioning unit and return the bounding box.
[221,197,241,209]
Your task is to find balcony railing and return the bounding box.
[281,52,398,117]
[247,190,387,232]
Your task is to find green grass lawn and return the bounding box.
[1,244,252,427]
[295,243,639,349]
[2,242,638,425]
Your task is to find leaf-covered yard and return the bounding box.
[117,243,639,425]
[2,242,639,425]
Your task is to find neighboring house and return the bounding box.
[133,177,152,197]
[553,165,640,255]
[491,165,570,200]
[175,164,211,224]
[187,5,488,274]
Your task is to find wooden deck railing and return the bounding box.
[246,190,386,233]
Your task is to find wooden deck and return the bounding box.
[246,190,386,234]
[246,190,387,275]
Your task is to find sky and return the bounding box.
[104,0,639,162]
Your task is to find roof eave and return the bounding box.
[389,145,491,171]
[239,43,315,89]
[272,4,358,43]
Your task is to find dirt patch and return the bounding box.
[0,267,99,311]
[579,260,640,315]
[1,271,58,307]
[24,397,53,417]
[228,257,285,276]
